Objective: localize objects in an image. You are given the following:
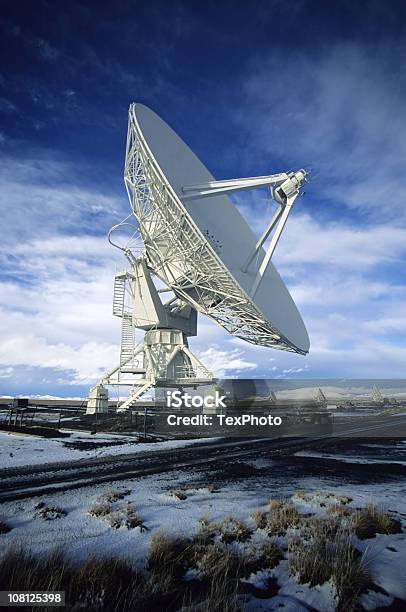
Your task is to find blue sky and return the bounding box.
[1,0,406,396]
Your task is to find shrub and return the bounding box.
[106,504,146,530]
[198,515,210,528]
[255,540,284,570]
[289,520,371,611]
[268,498,285,511]
[99,489,130,503]
[170,490,187,501]
[294,490,311,502]
[0,520,11,534]
[0,548,72,593]
[184,483,218,493]
[267,500,303,535]
[353,504,401,540]
[72,555,146,609]
[37,506,67,520]
[147,531,192,591]
[0,547,148,610]
[217,516,253,544]
[192,546,242,611]
[328,503,352,517]
[251,509,267,529]
[88,502,112,518]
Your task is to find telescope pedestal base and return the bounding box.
[86,328,213,414]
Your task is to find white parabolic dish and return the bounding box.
[124,103,310,355]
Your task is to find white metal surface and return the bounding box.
[86,384,109,414]
[125,103,309,354]
[94,260,213,411]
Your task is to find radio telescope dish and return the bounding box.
[125,104,309,354]
[86,103,310,413]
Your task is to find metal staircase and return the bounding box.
[117,381,154,412]
[120,315,138,371]
[113,273,127,316]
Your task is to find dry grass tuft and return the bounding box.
[0,520,11,534]
[217,516,253,544]
[353,504,401,540]
[99,489,131,503]
[0,548,72,593]
[37,506,67,520]
[294,490,312,502]
[193,545,242,611]
[107,503,146,531]
[251,509,267,529]
[289,519,371,611]
[195,544,242,578]
[170,490,187,501]
[328,503,352,517]
[198,515,211,529]
[267,500,303,535]
[194,515,252,545]
[147,531,193,591]
[73,554,147,609]
[184,482,218,493]
[268,498,285,511]
[0,547,148,610]
[257,542,284,569]
[88,502,112,518]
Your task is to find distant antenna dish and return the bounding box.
[87,104,310,413]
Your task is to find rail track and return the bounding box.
[0,415,405,503]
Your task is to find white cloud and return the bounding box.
[0,367,13,379]
[240,42,406,221]
[0,334,118,384]
[197,346,257,377]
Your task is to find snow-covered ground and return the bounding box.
[295,449,406,465]
[0,434,405,610]
[0,430,214,470]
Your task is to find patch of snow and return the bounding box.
[0,431,216,470]
[295,450,406,465]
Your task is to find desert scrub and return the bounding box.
[251,509,267,529]
[192,544,244,611]
[338,495,353,505]
[353,504,401,539]
[193,516,252,546]
[256,540,284,569]
[0,547,148,610]
[184,482,218,493]
[217,516,253,544]
[170,489,187,501]
[99,488,130,503]
[0,520,11,534]
[107,503,146,530]
[328,503,352,517]
[268,498,285,511]
[289,520,371,611]
[72,554,147,610]
[36,506,67,520]
[88,502,113,518]
[0,548,72,593]
[267,499,303,535]
[147,531,193,591]
[193,542,260,581]
[293,490,312,502]
[193,519,217,546]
